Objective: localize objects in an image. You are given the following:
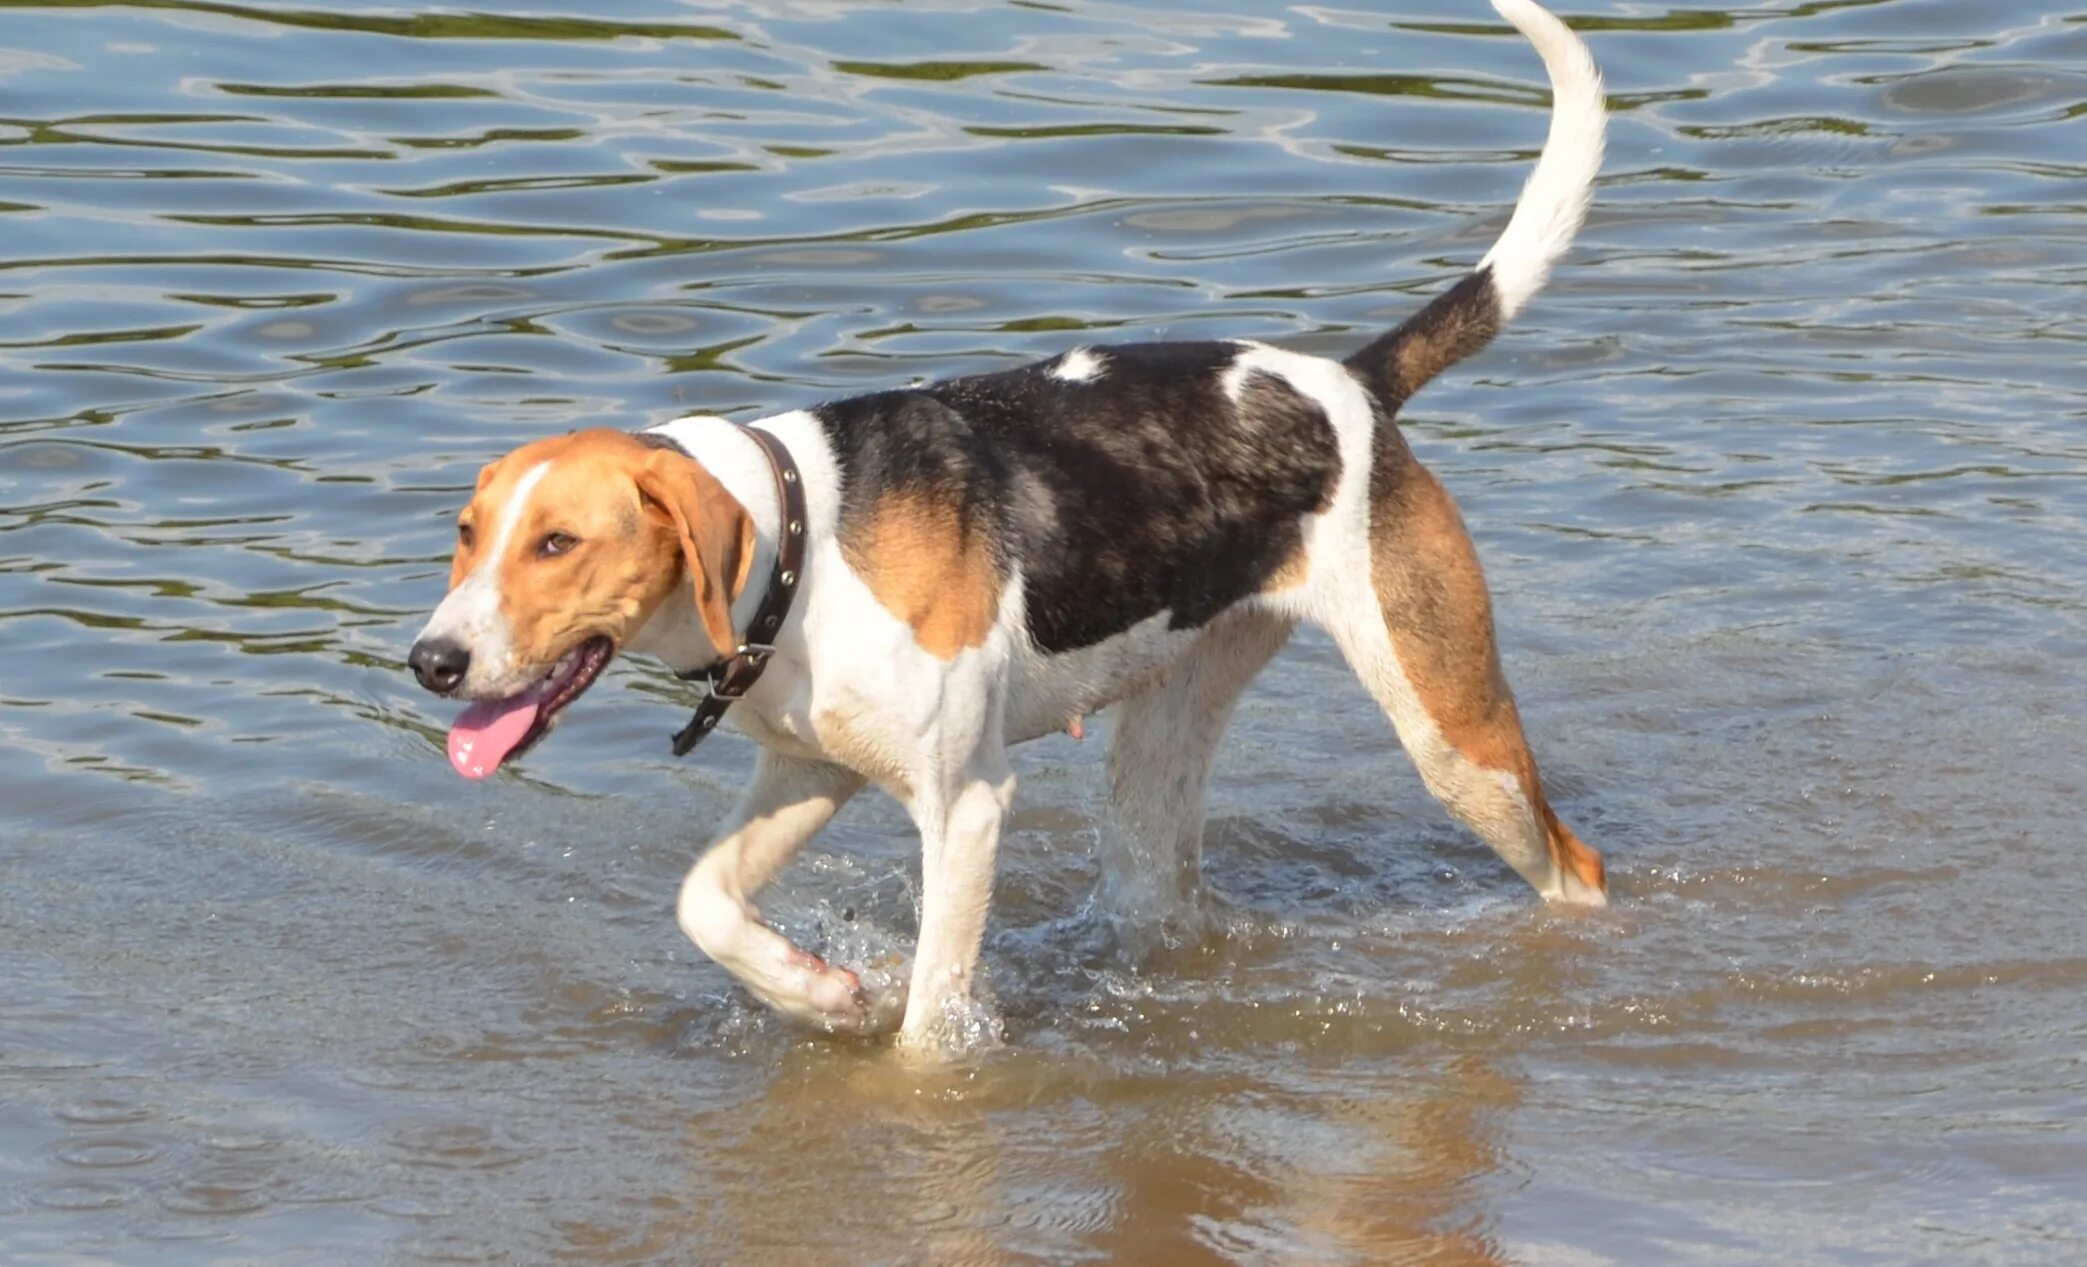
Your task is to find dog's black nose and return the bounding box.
[409,637,470,694]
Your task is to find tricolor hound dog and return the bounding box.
[409,0,1609,1055]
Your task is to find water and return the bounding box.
[3,0,2084,1261]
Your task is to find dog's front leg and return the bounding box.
[895,746,1015,1060]
[677,750,901,1035]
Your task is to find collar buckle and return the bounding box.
[703,643,776,701]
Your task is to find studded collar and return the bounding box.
[644,425,807,759]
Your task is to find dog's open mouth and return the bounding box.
[446,635,614,780]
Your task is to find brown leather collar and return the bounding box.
[643,426,807,758]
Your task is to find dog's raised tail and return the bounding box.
[1345,0,1605,414]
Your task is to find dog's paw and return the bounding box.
[785,949,905,1037]
[892,990,1005,1064]
[1542,871,1610,908]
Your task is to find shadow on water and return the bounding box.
[3,0,2085,1262]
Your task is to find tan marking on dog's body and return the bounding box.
[840,493,1002,660]
[1369,452,1604,898]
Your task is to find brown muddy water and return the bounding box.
[3,0,2085,1263]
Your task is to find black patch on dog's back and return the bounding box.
[812,388,1014,573]
[814,342,1341,654]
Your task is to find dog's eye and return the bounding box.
[538,531,579,559]
[457,522,475,549]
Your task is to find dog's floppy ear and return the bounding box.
[634,449,756,657]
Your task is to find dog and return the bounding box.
[408,0,1608,1055]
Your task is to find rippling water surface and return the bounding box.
[4,0,2085,1262]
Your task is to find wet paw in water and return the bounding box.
[788,948,907,1036]
[894,993,1006,1063]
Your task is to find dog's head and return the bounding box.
[407,429,754,778]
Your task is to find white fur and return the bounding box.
[1005,607,1203,743]
[1477,0,1606,322]
[639,410,1030,1048]
[675,753,889,1033]
[1098,611,1292,934]
[1222,341,1384,622]
[1048,346,1105,383]
[417,460,547,697]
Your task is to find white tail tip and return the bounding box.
[1477,0,1607,322]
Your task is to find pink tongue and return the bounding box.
[447,695,542,780]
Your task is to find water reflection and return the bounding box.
[674,1046,1518,1265]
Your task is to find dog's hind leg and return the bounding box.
[677,752,901,1033]
[1325,437,1606,906]
[1100,610,1295,934]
